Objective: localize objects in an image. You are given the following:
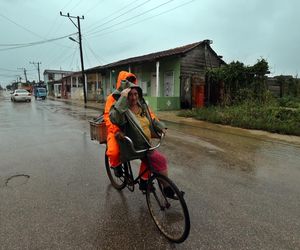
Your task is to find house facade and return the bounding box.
[60,71,103,101]
[43,70,74,97]
[85,40,225,110]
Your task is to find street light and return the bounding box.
[68,36,87,104]
[69,37,78,43]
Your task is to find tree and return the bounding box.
[206,58,270,105]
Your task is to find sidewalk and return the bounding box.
[48,96,203,126]
[48,96,300,144]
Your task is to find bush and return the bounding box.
[277,96,300,108]
[178,102,300,136]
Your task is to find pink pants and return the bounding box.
[139,150,167,180]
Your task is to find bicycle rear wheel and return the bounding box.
[146,174,190,243]
[105,152,126,190]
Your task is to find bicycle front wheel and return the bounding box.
[146,174,190,243]
[105,152,126,190]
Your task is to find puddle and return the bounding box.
[5,174,30,187]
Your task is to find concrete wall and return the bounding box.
[100,57,181,110]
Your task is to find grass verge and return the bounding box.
[178,102,300,136]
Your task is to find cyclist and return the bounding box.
[104,71,137,178]
[109,80,175,197]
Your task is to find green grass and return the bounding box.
[178,102,300,136]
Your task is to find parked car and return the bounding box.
[11,89,31,102]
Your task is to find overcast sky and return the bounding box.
[0,0,299,86]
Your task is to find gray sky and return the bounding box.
[0,0,299,86]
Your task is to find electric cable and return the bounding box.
[85,0,175,37]
[85,0,152,34]
[87,0,195,39]
[85,0,136,32]
[82,37,108,64]
[0,33,77,51]
[0,12,44,40]
[85,0,106,15]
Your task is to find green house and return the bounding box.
[85,40,225,111]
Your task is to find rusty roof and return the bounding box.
[85,40,220,73]
[103,41,202,68]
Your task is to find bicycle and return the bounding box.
[104,134,190,243]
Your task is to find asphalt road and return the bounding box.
[0,91,300,250]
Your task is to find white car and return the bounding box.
[11,89,32,102]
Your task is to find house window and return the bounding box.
[72,77,77,87]
[48,73,54,81]
[164,71,174,97]
[141,81,148,95]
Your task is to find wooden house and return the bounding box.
[85,40,225,110]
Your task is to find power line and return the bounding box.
[0,33,77,47]
[61,0,75,11]
[82,42,92,68]
[87,0,195,39]
[69,0,84,12]
[83,37,108,64]
[85,0,152,34]
[68,46,79,69]
[0,33,77,52]
[0,12,44,39]
[0,12,74,50]
[85,0,136,31]
[85,0,175,37]
[85,0,106,15]
[46,42,78,69]
[44,13,62,39]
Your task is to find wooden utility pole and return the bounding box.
[60,11,87,104]
[18,68,28,82]
[30,62,41,83]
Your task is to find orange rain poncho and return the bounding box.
[104,71,138,167]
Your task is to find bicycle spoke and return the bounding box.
[146,174,190,243]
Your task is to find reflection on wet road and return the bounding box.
[1,91,299,249]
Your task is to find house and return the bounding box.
[61,72,81,99]
[43,70,74,97]
[85,39,225,110]
[60,71,103,101]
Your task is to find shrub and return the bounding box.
[178,102,300,135]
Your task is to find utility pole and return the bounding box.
[30,62,41,83]
[18,68,28,82]
[60,11,87,104]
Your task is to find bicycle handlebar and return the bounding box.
[123,133,165,154]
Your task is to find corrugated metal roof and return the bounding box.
[85,40,210,72]
[103,41,202,68]
[43,69,74,74]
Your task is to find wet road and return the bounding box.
[0,91,300,249]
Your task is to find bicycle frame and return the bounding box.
[120,134,164,190]
[104,132,190,243]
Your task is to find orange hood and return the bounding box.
[116,71,137,89]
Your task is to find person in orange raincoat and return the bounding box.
[104,71,171,194]
[104,71,137,169]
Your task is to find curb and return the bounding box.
[47,97,300,145]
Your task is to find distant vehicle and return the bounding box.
[11,89,31,102]
[34,87,47,100]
